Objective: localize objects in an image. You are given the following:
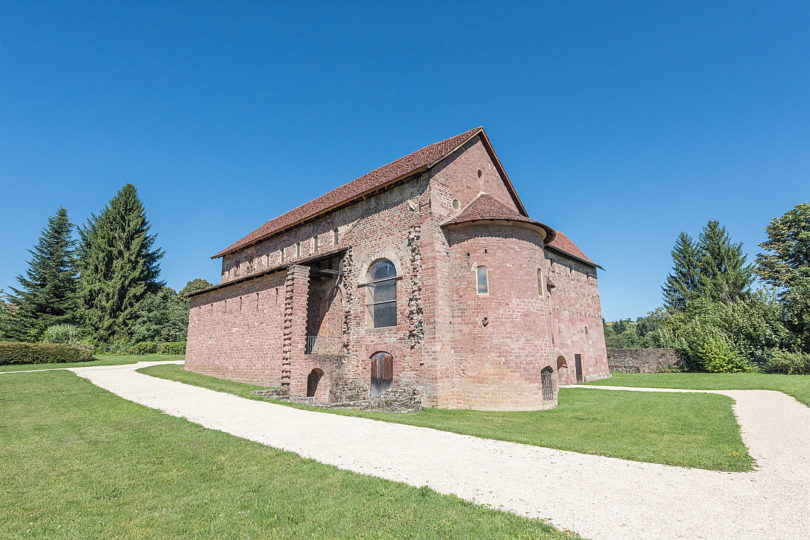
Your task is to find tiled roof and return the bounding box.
[213,127,494,258]
[547,231,600,268]
[443,194,554,240]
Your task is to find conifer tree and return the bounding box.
[5,208,78,341]
[756,202,810,351]
[77,184,164,342]
[662,232,701,311]
[696,220,754,302]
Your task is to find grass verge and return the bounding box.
[0,370,573,539]
[139,364,754,471]
[0,353,183,373]
[586,372,810,408]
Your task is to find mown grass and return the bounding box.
[586,372,810,408]
[139,364,754,471]
[0,353,183,373]
[0,370,574,539]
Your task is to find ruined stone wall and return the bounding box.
[546,251,610,383]
[607,348,682,373]
[186,271,286,385]
[192,174,436,401]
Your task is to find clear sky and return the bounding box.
[1,1,808,320]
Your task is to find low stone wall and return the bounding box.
[253,385,423,413]
[607,348,682,373]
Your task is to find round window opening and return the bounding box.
[452,199,460,210]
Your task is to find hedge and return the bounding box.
[126,341,186,355]
[0,342,95,366]
[157,342,186,355]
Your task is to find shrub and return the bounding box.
[41,324,81,345]
[0,342,94,365]
[157,341,186,355]
[128,341,158,355]
[762,350,810,375]
[689,328,752,373]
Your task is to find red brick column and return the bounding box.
[281,265,310,390]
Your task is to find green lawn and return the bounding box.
[587,372,810,408]
[139,364,754,471]
[0,370,572,539]
[0,353,183,373]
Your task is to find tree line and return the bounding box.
[0,184,211,349]
[604,202,810,373]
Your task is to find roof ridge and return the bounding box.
[212,126,484,258]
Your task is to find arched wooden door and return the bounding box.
[370,352,393,398]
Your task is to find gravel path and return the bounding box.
[70,363,810,540]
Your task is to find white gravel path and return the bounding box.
[67,362,810,540]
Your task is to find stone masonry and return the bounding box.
[186,128,610,410]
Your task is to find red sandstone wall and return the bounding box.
[186,131,608,409]
[186,272,286,385]
[190,174,435,399]
[546,252,609,383]
[440,224,557,410]
[429,136,523,220]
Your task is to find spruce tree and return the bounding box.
[756,202,810,351]
[77,184,164,342]
[662,232,701,311]
[696,220,754,302]
[5,208,78,341]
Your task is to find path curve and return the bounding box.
[70,363,810,540]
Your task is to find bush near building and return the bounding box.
[0,342,93,365]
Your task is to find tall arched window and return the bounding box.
[476,266,488,294]
[537,268,544,296]
[366,259,397,328]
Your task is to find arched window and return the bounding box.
[366,259,397,328]
[370,351,393,397]
[541,366,554,400]
[476,266,488,294]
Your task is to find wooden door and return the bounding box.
[575,354,583,383]
[370,352,393,398]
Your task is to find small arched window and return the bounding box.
[537,268,544,297]
[476,266,488,294]
[366,259,397,328]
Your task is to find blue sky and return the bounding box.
[1,1,808,320]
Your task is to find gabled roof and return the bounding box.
[442,194,555,242]
[547,231,602,269]
[212,127,527,258]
